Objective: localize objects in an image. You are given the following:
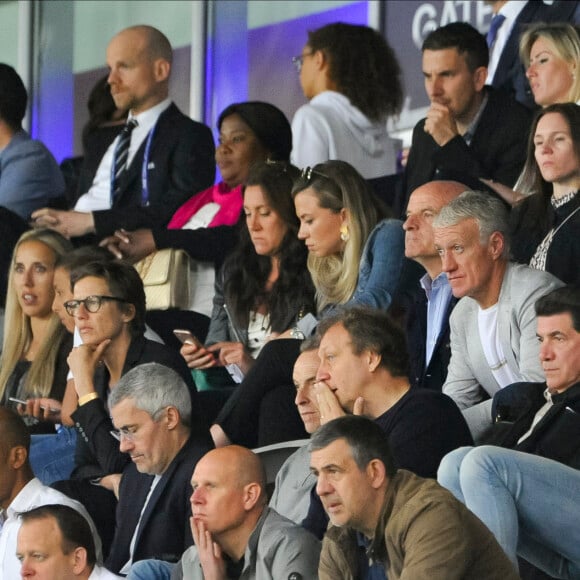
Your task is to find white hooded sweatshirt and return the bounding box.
[291,90,399,179]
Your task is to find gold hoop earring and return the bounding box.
[340,225,350,242]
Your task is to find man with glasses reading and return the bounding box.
[106,363,212,575]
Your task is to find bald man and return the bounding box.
[128,446,320,580]
[402,180,467,391]
[32,25,214,241]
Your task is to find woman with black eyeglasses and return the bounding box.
[53,259,204,558]
[210,160,405,448]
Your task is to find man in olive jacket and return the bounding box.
[310,416,518,580]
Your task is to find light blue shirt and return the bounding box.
[421,271,453,367]
[0,130,65,219]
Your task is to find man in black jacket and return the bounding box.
[32,25,214,241]
[106,363,213,575]
[402,180,466,391]
[404,22,531,202]
[438,286,580,578]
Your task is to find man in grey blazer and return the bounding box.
[433,191,563,440]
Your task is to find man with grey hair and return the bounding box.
[104,363,213,575]
[433,190,563,440]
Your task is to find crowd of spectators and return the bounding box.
[1,8,579,579]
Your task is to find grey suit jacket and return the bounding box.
[443,263,563,439]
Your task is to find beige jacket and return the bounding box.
[319,470,519,580]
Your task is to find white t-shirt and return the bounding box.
[478,303,521,389]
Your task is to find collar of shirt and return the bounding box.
[6,478,43,519]
[0,130,29,156]
[487,0,528,82]
[552,189,579,209]
[463,91,489,146]
[420,271,449,298]
[125,97,172,165]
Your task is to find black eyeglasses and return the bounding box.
[291,51,313,72]
[64,295,127,316]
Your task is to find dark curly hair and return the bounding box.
[307,22,403,122]
[224,161,316,332]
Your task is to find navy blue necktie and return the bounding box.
[112,118,138,201]
[486,13,506,49]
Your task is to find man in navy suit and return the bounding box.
[402,180,466,391]
[32,25,214,241]
[485,1,550,109]
[106,363,213,575]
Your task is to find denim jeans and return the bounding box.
[438,445,580,579]
[30,426,77,485]
[126,560,175,580]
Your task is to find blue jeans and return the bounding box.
[126,559,175,579]
[438,446,580,579]
[30,426,77,485]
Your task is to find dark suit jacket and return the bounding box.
[490,0,549,110]
[71,336,202,480]
[404,88,532,199]
[485,381,580,470]
[91,103,215,238]
[405,285,457,392]
[105,432,214,573]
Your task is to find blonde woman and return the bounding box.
[211,160,405,448]
[483,23,580,204]
[520,22,580,108]
[0,229,72,430]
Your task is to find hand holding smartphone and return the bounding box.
[8,397,59,413]
[173,329,203,348]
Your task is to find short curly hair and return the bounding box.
[306,22,403,122]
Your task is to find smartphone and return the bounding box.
[8,396,27,406]
[8,397,59,413]
[173,329,204,348]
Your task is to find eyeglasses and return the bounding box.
[64,295,127,316]
[110,406,167,442]
[291,51,313,72]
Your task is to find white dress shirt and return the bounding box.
[487,1,528,84]
[90,564,123,579]
[75,98,172,212]
[0,478,103,579]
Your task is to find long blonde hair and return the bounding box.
[0,229,72,401]
[292,161,387,310]
[520,23,580,105]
